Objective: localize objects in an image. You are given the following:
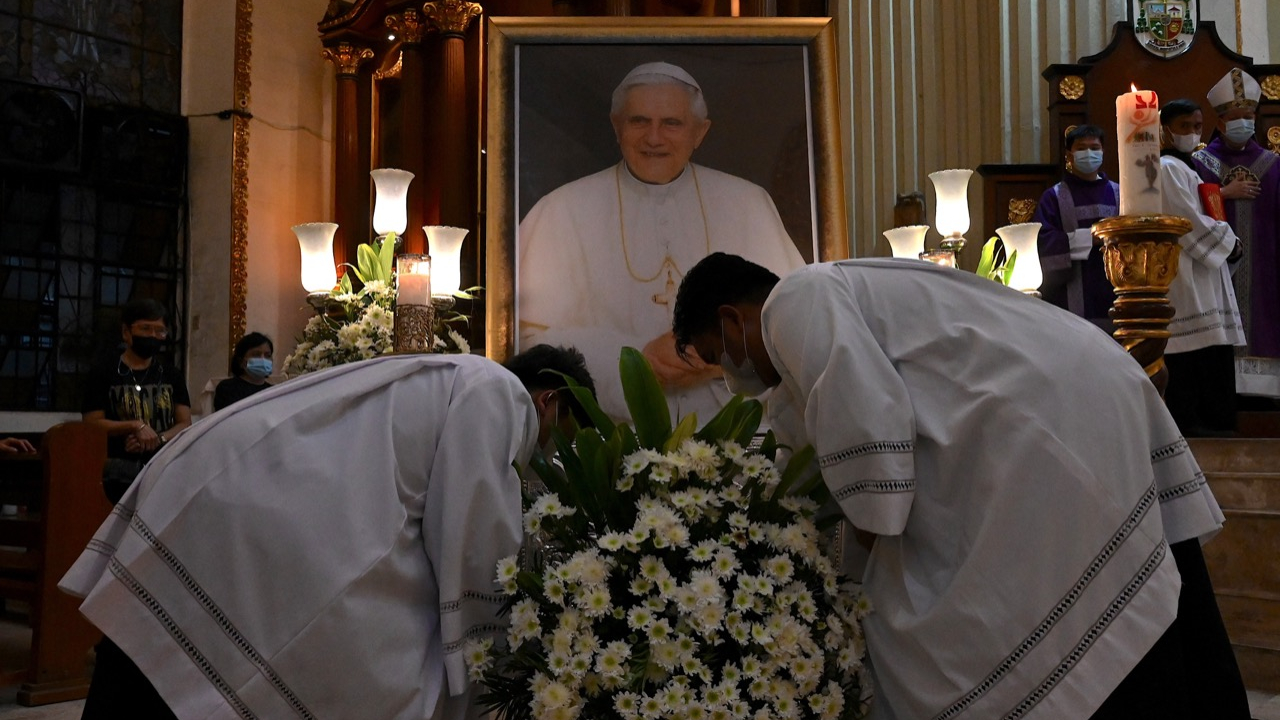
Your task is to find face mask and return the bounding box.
[130,336,163,359]
[245,358,272,379]
[1072,149,1103,175]
[1172,132,1200,154]
[1224,118,1255,145]
[720,319,769,397]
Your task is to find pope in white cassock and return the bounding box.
[518,61,806,423]
[672,253,1250,720]
[60,349,595,720]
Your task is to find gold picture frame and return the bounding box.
[485,16,847,362]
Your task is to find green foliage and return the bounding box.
[975,236,1018,286]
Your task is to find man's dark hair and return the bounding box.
[1064,124,1105,150]
[672,252,779,360]
[504,344,597,426]
[121,298,168,327]
[1160,98,1200,126]
[230,332,274,376]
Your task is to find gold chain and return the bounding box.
[615,163,711,283]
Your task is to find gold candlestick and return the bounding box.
[1092,214,1190,395]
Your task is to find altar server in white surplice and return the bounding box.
[672,253,1250,720]
[518,61,805,423]
[61,349,595,720]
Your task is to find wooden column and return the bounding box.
[424,0,482,232]
[322,42,374,274]
[386,9,432,254]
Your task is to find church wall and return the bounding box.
[831,0,1272,262]
[182,0,332,413]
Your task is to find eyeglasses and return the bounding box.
[130,323,169,338]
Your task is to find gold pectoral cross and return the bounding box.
[651,258,680,307]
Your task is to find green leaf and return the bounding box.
[976,237,998,280]
[773,445,817,498]
[542,369,615,438]
[619,347,671,449]
[338,272,353,295]
[357,244,381,284]
[378,233,397,282]
[696,395,744,442]
[728,400,764,446]
[1001,249,1018,286]
[664,412,698,453]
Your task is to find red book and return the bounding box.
[1199,183,1227,222]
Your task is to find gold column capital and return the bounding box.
[322,42,375,77]
[423,0,482,37]
[386,8,430,44]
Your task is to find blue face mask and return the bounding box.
[720,319,768,397]
[1224,118,1255,145]
[245,358,272,379]
[1072,149,1104,176]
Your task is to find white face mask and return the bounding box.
[1224,118,1255,145]
[1072,149,1103,176]
[1171,132,1200,154]
[720,319,769,397]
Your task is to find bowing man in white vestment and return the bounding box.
[61,347,596,720]
[518,61,805,423]
[672,253,1250,720]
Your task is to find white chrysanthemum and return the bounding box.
[598,532,626,552]
[627,606,655,630]
[533,493,576,519]
[615,691,642,719]
[565,550,609,586]
[766,555,795,583]
[577,586,612,617]
[647,619,673,642]
[616,475,635,491]
[495,555,519,584]
[638,556,665,580]
[740,455,767,478]
[679,438,719,466]
[630,576,654,596]
[720,440,746,461]
[509,598,541,644]
[651,641,681,670]
[537,680,573,710]
[623,451,652,476]
[650,465,673,484]
[447,328,470,354]
[463,637,492,680]
[364,304,392,329]
[712,552,740,578]
[689,540,718,563]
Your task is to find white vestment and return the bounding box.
[518,161,806,422]
[60,354,537,720]
[1160,156,1246,354]
[760,261,1224,720]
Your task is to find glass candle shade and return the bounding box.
[882,225,929,259]
[919,249,957,268]
[423,225,468,296]
[371,168,414,237]
[995,222,1045,294]
[929,169,974,243]
[396,254,432,306]
[293,222,338,293]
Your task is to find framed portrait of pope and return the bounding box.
[486,17,847,422]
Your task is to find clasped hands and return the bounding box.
[643,331,722,390]
[126,422,162,453]
[1221,179,1261,201]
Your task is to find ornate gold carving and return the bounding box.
[423,0,483,37]
[393,304,436,354]
[374,51,403,81]
[1268,126,1280,154]
[386,8,429,44]
[1058,75,1084,100]
[1007,198,1036,224]
[1261,75,1280,101]
[230,0,253,348]
[1093,214,1191,394]
[322,42,374,77]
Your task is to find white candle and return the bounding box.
[396,254,432,306]
[1116,86,1162,216]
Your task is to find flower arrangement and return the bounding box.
[466,348,871,720]
[284,234,474,375]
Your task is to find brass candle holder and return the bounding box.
[1092,214,1190,395]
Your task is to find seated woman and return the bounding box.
[214,332,274,411]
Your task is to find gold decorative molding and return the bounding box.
[1262,75,1280,101]
[1058,75,1084,101]
[230,0,253,348]
[1093,214,1190,394]
[322,42,374,77]
[386,8,430,44]
[423,0,483,37]
[374,51,403,81]
[1268,126,1280,154]
[1007,198,1036,224]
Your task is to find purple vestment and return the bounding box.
[1033,173,1121,326]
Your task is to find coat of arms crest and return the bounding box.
[1133,0,1196,58]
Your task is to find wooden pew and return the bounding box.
[0,422,112,705]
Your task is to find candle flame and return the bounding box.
[1131,83,1139,92]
